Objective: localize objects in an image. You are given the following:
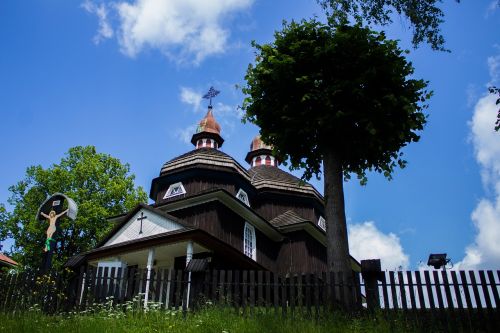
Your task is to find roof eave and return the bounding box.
[155,189,284,242]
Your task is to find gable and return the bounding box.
[104,208,184,247]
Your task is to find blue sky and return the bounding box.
[0,0,499,270]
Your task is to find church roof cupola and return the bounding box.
[191,87,224,149]
[245,135,279,167]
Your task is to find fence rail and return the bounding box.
[1,268,499,314]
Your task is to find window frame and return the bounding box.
[163,182,186,199]
[243,222,256,260]
[318,216,326,231]
[236,188,250,206]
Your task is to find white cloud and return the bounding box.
[175,124,198,144]
[180,87,203,112]
[348,221,410,270]
[213,102,244,118]
[486,1,499,17]
[82,0,114,44]
[457,94,500,270]
[466,84,479,108]
[487,53,500,85]
[456,48,500,269]
[83,0,254,64]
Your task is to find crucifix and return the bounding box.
[36,193,78,274]
[137,212,147,235]
[202,86,220,107]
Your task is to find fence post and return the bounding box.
[361,259,382,311]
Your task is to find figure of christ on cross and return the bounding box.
[137,212,147,234]
[40,209,68,252]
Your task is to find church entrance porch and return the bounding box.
[88,240,208,272]
[85,240,207,307]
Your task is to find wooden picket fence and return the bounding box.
[1,268,499,318]
[371,270,500,310]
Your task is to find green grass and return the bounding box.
[0,307,461,333]
[0,310,392,333]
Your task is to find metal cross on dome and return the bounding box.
[203,86,220,107]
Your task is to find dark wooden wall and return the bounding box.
[276,231,327,274]
[154,169,255,206]
[168,201,278,271]
[253,193,321,222]
[155,177,236,204]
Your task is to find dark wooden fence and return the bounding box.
[1,268,499,315]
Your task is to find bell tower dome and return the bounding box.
[191,86,224,149]
[245,135,278,167]
[191,106,224,149]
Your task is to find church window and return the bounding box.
[243,222,256,260]
[318,216,326,231]
[236,189,250,206]
[164,182,186,199]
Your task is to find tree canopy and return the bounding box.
[243,21,431,184]
[317,0,461,51]
[242,21,430,300]
[0,146,147,270]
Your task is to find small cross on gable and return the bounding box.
[137,212,147,235]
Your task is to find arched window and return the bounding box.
[243,222,256,260]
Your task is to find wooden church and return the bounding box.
[67,106,360,275]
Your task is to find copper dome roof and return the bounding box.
[250,135,272,151]
[196,107,221,135]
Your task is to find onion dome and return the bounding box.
[191,106,224,149]
[245,135,278,167]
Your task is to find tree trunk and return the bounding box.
[323,150,353,308]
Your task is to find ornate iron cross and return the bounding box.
[137,212,147,234]
[203,86,220,107]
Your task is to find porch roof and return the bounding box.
[66,227,266,271]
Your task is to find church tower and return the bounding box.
[191,106,224,149]
[245,135,279,167]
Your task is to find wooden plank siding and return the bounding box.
[153,168,254,206]
[169,201,328,274]
[276,231,327,274]
[252,193,322,223]
[168,201,279,272]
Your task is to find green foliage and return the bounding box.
[489,86,500,131]
[243,20,431,184]
[0,146,147,270]
[317,0,461,51]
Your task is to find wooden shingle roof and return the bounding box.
[270,210,311,228]
[248,165,322,200]
[160,148,250,180]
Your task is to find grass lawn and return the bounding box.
[0,306,463,333]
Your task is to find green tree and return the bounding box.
[489,86,500,131]
[317,0,461,51]
[0,146,147,270]
[242,21,430,305]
